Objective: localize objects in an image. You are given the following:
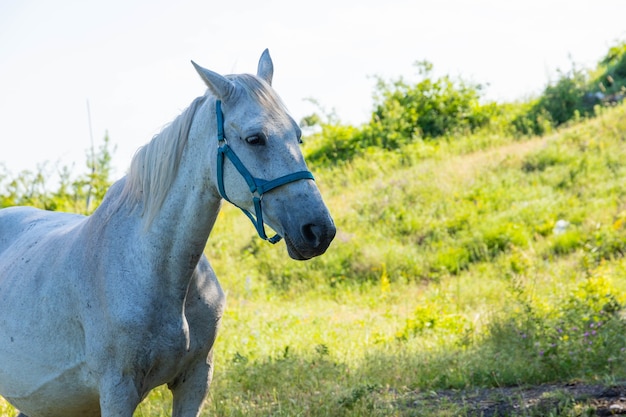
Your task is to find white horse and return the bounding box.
[0,49,335,417]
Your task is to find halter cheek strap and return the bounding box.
[215,100,315,244]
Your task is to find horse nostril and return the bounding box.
[301,223,321,247]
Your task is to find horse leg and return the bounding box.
[98,372,141,417]
[169,349,215,417]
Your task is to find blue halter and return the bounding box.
[215,100,315,244]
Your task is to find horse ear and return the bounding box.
[257,48,273,86]
[191,61,236,100]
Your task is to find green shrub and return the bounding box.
[551,229,584,255]
[522,145,576,172]
[304,124,365,166]
[584,225,626,265]
[514,40,626,136]
[366,61,498,144]
[481,273,626,384]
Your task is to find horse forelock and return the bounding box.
[120,95,207,227]
[227,74,291,122]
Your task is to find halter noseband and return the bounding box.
[215,100,315,244]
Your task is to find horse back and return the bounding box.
[0,205,88,310]
[0,206,91,400]
[0,206,86,255]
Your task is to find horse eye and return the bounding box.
[245,135,265,146]
[296,126,303,144]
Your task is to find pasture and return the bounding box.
[2,90,626,416]
[199,103,626,416]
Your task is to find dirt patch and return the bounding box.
[399,382,626,416]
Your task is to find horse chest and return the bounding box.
[99,302,194,379]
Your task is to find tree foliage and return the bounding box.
[4,41,626,208]
[366,61,496,143]
[514,41,626,135]
[304,61,500,165]
[0,133,115,214]
[303,40,626,166]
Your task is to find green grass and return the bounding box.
[203,103,626,416]
[3,104,626,416]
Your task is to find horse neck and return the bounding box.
[148,176,221,271]
[144,104,222,277]
[106,96,222,287]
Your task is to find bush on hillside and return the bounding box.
[596,41,626,92]
[513,66,590,136]
[514,40,626,135]
[304,61,501,166]
[365,61,497,145]
[304,41,626,164]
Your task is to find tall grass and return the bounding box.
[199,103,626,416]
[2,105,626,416]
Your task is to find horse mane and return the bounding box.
[119,95,207,226]
[118,74,289,228]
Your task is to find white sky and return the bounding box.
[1,0,625,180]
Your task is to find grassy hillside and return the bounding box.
[2,106,626,416]
[168,103,626,415]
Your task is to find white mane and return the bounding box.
[119,75,290,228]
[119,95,207,226]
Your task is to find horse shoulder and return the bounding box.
[185,255,225,350]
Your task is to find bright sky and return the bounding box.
[1,0,625,181]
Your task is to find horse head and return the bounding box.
[191,50,336,260]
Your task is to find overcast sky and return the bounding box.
[1,0,625,180]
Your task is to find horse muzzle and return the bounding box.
[284,217,336,260]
